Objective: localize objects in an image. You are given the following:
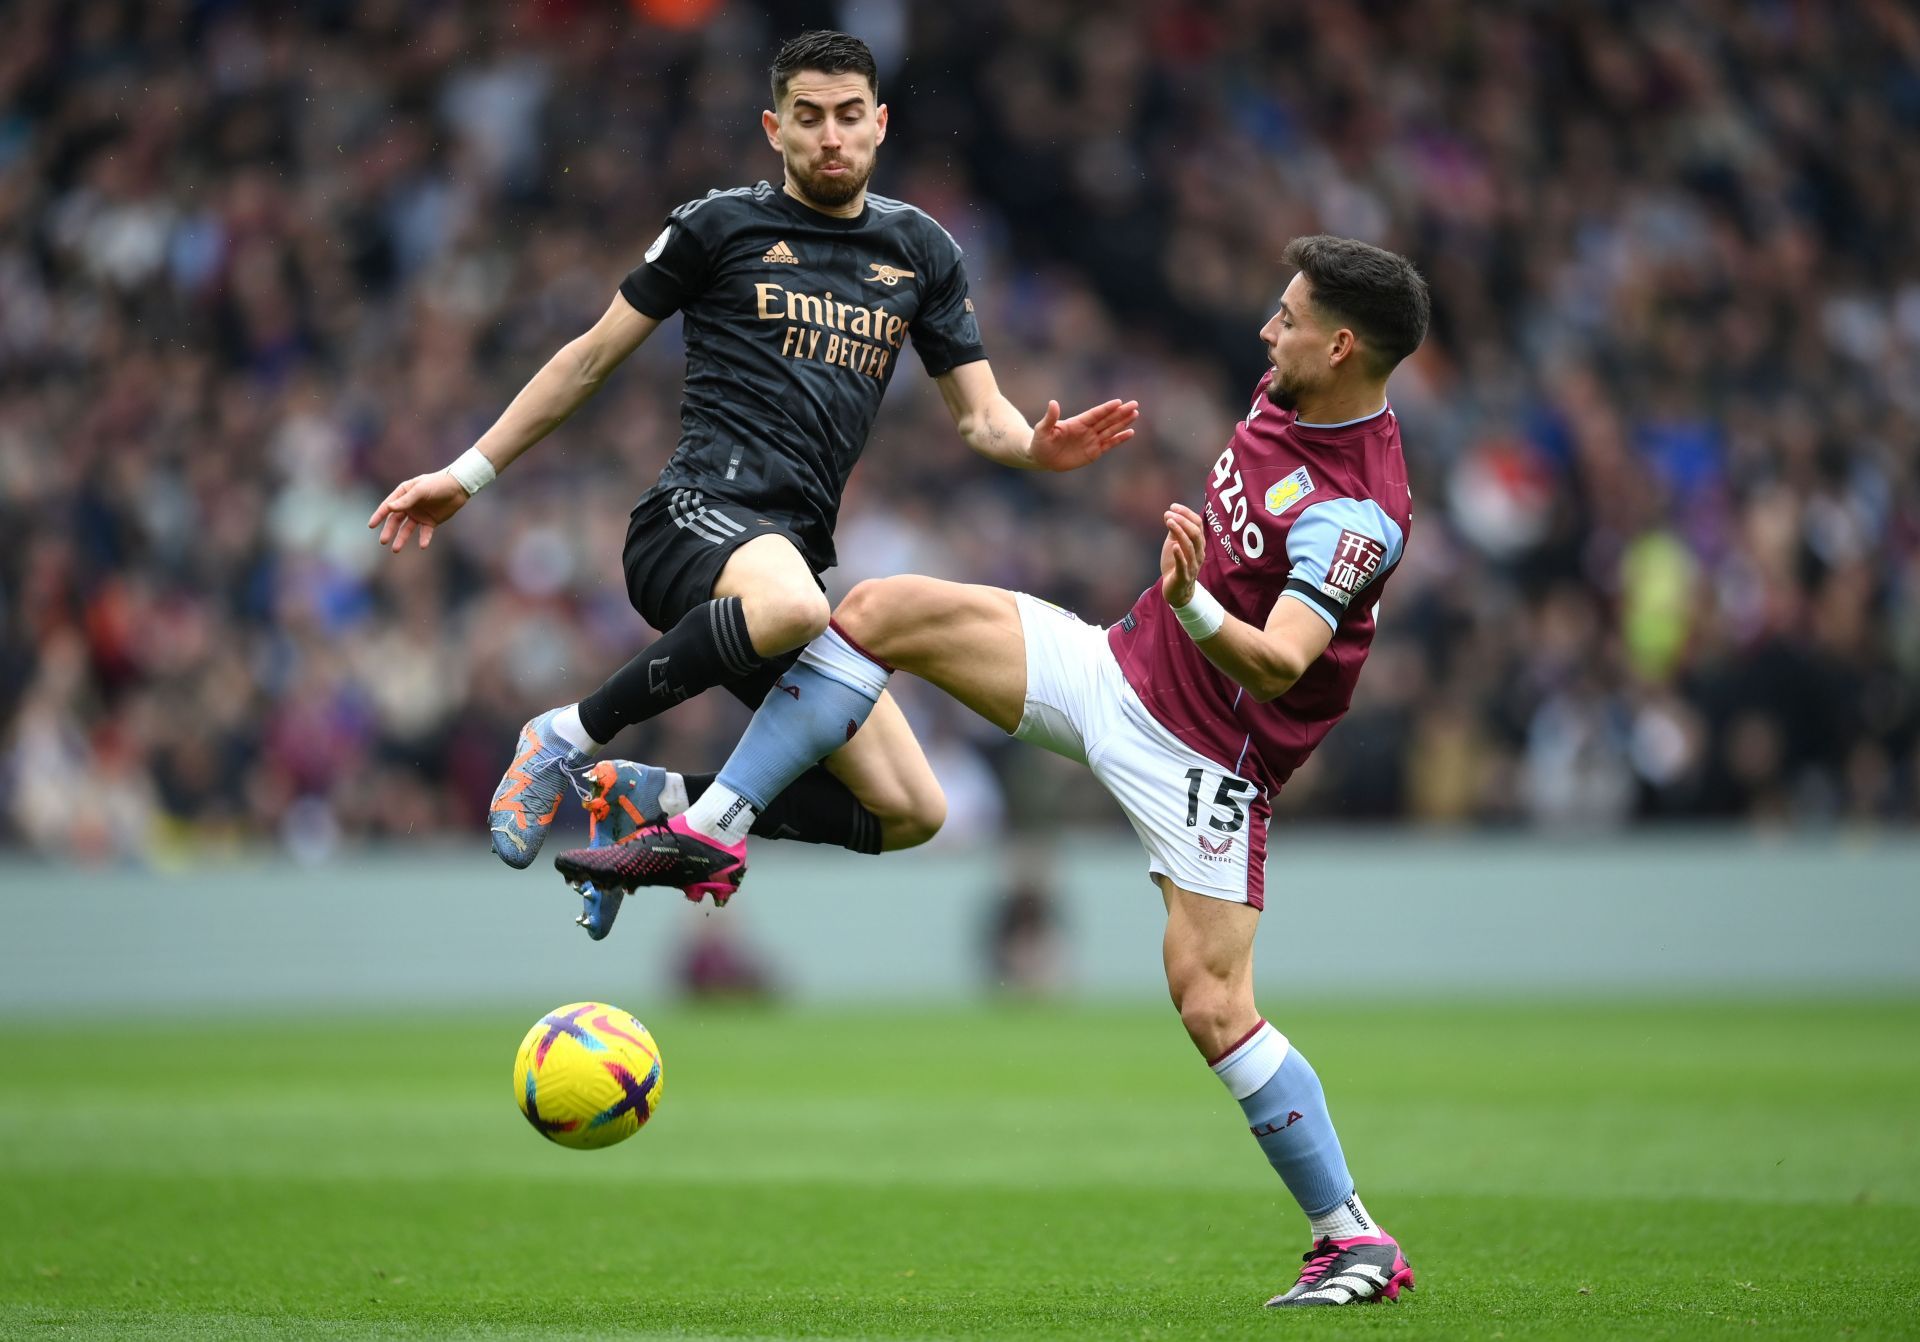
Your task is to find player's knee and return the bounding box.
[1177,993,1241,1052]
[837,576,937,659]
[877,779,946,851]
[1170,971,1243,1046]
[742,586,831,655]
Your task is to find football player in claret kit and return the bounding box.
[558,235,1431,1308]
[366,31,1137,909]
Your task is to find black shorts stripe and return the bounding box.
[679,489,746,542]
[670,489,737,545]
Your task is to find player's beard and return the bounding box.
[1265,367,1303,413]
[789,151,874,209]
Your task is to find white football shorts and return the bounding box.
[1012,593,1270,908]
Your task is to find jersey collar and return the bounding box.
[775,183,871,230]
[1294,403,1390,430]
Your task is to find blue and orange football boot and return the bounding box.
[488,708,592,869]
[573,759,674,940]
[554,814,747,908]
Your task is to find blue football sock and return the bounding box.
[1212,1020,1356,1221]
[685,625,890,842]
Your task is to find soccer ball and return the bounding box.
[513,1002,664,1149]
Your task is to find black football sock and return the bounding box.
[683,769,883,854]
[578,597,762,744]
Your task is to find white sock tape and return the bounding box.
[1211,1021,1291,1100]
[797,626,892,701]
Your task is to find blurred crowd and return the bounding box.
[3,0,1917,864]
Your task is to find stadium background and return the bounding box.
[5,0,1918,866]
[2,2,1917,1337]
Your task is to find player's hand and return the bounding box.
[368,469,471,553]
[1027,398,1139,471]
[1160,503,1205,607]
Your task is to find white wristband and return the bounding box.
[447,447,497,497]
[1172,584,1226,641]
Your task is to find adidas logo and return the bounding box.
[761,240,799,264]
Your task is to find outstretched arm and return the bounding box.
[1161,503,1332,702]
[934,361,1138,471]
[369,295,660,552]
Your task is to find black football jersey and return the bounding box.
[620,180,987,569]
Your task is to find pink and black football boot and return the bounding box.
[554,814,746,907]
[1264,1232,1415,1307]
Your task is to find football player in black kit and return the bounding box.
[368,31,1137,931]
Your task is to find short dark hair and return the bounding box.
[1282,235,1430,374]
[770,31,878,107]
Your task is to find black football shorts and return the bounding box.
[621,485,821,708]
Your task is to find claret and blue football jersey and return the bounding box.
[1109,379,1412,793]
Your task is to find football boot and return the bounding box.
[555,814,747,907]
[1265,1233,1414,1307]
[489,708,591,869]
[573,760,673,940]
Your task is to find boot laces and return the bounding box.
[1294,1238,1346,1287]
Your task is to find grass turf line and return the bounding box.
[1,1001,1916,1339]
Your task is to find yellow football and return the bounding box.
[512,1002,664,1149]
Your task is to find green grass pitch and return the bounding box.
[2,1000,1916,1339]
